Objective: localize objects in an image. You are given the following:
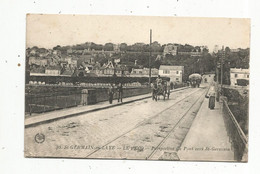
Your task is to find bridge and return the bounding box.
[24,81,248,161]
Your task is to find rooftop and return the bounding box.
[230,68,249,74]
[159,65,184,70]
[46,65,62,70]
[61,70,74,76]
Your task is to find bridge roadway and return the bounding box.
[25,86,208,160]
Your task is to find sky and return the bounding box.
[26,14,250,52]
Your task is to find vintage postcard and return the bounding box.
[25,14,250,162]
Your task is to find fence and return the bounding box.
[222,97,248,161]
[27,75,170,85]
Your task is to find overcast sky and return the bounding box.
[26,14,250,51]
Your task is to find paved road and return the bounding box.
[25,86,207,160]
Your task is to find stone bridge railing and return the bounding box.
[221,96,248,162]
[25,87,151,115]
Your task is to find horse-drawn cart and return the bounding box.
[152,80,170,101]
[189,73,202,88]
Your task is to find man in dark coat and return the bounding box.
[108,84,114,104]
[117,83,123,102]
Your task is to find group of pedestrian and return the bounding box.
[108,83,123,104]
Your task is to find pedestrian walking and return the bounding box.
[208,86,216,109]
[117,83,123,102]
[108,84,114,104]
[81,89,88,106]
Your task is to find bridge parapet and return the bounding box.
[221,96,248,162]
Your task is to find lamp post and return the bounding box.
[149,29,152,86]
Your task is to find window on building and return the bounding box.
[176,71,179,74]
[163,70,170,74]
[235,74,238,78]
[176,78,179,81]
[139,71,142,74]
[247,75,249,78]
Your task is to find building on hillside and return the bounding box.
[30,66,45,76]
[67,48,73,54]
[230,49,240,53]
[113,44,120,52]
[94,60,114,76]
[94,60,129,76]
[45,66,62,76]
[131,68,143,76]
[202,73,215,83]
[65,56,72,64]
[190,51,203,57]
[59,60,68,68]
[159,65,184,83]
[230,68,249,86]
[70,59,78,68]
[131,68,158,77]
[61,69,74,76]
[28,57,37,65]
[47,58,59,67]
[29,49,36,55]
[78,55,95,65]
[163,44,178,56]
[156,55,162,61]
[28,57,48,66]
[60,55,78,68]
[177,51,191,56]
[39,52,49,58]
[213,45,219,54]
[52,50,61,56]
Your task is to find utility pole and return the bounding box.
[149,29,152,86]
[221,45,224,93]
[216,62,220,102]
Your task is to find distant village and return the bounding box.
[26,42,250,86]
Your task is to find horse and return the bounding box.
[152,81,170,101]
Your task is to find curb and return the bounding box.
[25,87,188,128]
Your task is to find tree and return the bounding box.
[95,54,107,66]
[154,59,162,69]
[151,41,162,52]
[53,45,61,50]
[95,44,103,51]
[202,47,209,53]
[85,42,92,50]
[74,44,85,50]
[132,43,145,52]
[225,46,231,54]
[104,43,114,51]
[161,44,166,52]
[120,43,128,51]
[142,44,150,52]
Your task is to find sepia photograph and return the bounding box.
[24,14,250,162]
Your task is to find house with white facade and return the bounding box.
[230,68,249,86]
[159,65,184,83]
[45,66,62,76]
[163,44,178,56]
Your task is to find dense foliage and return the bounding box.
[215,47,250,85]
